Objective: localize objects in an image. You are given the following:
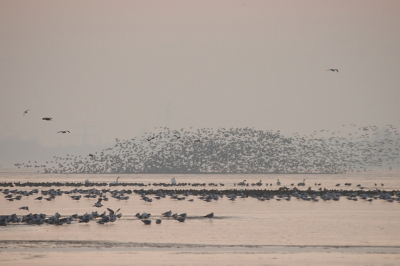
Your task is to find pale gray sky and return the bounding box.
[1,0,400,153]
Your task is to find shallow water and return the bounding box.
[1,169,400,265]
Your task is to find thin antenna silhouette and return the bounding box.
[74,124,98,145]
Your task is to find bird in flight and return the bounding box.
[147,135,157,141]
[42,117,52,121]
[327,69,339,72]
[57,131,70,134]
[23,109,30,116]
[107,208,120,216]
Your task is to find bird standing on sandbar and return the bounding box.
[111,177,120,185]
[162,210,172,217]
[93,198,103,208]
[204,212,214,218]
[142,219,151,225]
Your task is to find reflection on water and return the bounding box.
[1,169,400,265]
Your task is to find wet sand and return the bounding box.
[2,245,400,266]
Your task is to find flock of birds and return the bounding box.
[1,175,399,227]
[15,124,400,174]
[9,70,399,228]
[17,69,400,175]
[0,177,221,227]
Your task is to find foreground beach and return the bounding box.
[2,243,400,266]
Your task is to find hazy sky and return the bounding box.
[1,0,400,149]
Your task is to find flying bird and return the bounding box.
[42,117,52,121]
[147,136,156,141]
[107,208,120,216]
[23,109,30,116]
[327,69,339,72]
[57,131,70,134]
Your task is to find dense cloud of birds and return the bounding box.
[15,125,400,174]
